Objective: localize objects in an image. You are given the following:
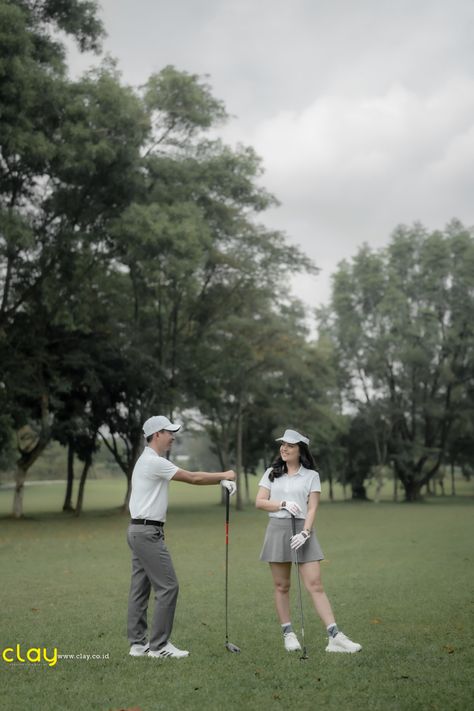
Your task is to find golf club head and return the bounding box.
[300,649,309,660]
[225,642,241,653]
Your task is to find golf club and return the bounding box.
[291,515,308,660]
[225,487,241,653]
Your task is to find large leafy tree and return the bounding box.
[188,294,349,511]
[97,66,319,510]
[1,4,332,519]
[328,221,474,501]
[0,1,148,515]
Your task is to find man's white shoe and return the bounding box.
[129,643,149,656]
[148,641,189,659]
[326,632,362,653]
[283,631,302,652]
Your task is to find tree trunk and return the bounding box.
[401,477,424,501]
[327,470,334,501]
[12,393,51,518]
[13,462,29,519]
[450,461,456,496]
[244,470,250,505]
[99,431,142,513]
[122,471,132,513]
[121,435,142,512]
[12,440,49,518]
[235,406,243,511]
[351,483,370,501]
[74,456,92,517]
[217,445,230,506]
[62,441,75,512]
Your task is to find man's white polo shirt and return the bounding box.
[129,447,178,522]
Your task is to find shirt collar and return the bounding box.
[287,465,304,476]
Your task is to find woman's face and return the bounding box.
[280,441,300,467]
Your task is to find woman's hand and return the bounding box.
[290,530,310,550]
[280,501,302,516]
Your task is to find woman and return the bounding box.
[256,428,361,654]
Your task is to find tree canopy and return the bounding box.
[326,221,474,500]
[1,1,472,514]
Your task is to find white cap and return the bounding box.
[275,429,310,446]
[143,415,181,437]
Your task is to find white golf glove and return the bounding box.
[280,500,302,516]
[221,479,237,496]
[290,530,311,550]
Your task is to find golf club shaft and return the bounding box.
[224,488,241,653]
[291,515,307,656]
[225,488,230,642]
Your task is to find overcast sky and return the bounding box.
[68,0,474,310]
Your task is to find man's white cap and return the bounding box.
[143,415,181,437]
[275,429,310,445]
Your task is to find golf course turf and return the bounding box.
[1,479,473,710]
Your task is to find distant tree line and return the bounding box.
[1,1,473,515]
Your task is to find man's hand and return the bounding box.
[280,500,302,516]
[221,479,237,496]
[290,530,310,550]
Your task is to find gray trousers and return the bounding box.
[127,524,179,651]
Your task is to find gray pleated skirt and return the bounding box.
[259,517,324,563]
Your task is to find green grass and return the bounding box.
[0,480,473,711]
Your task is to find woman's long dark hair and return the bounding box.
[268,441,316,481]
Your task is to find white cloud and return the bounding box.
[219,77,474,277]
[65,0,474,310]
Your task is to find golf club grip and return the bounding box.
[291,514,297,536]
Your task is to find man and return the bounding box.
[127,415,236,659]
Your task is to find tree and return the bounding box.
[189,297,347,511]
[0,2,151,515]
[328,221,474,501]
[0,0,104,332]
[96,66,319,510]
[2,5,335,520]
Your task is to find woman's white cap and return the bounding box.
[275,429,310,445]
[143,415,181,437]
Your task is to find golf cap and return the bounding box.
[275,429,310,446]
[143,415,181,437]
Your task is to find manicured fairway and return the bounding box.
[0,480,473,711]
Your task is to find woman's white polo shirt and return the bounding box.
[258,465,321,519]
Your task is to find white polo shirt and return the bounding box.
[258,465,321,519]
[129,446,178,522]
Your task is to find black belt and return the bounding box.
[130,518,164,526]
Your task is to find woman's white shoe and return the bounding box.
[283,631,302,652]
[325,632,362,653]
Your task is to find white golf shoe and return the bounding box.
[129,643,149,656]
[325,632,362,653]
[283,631,302,652]
[148,641,189,659]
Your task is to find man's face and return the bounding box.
[155,429,175,454]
